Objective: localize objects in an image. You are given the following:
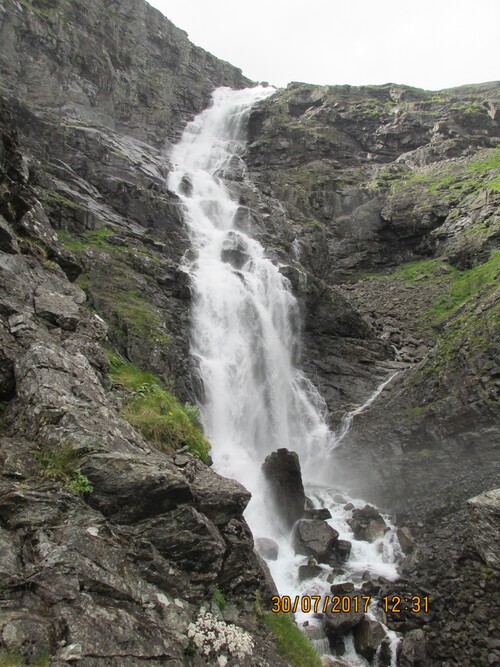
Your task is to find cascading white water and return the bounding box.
[169,87,400,665]
[169,86,332,536]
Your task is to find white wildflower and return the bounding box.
[186,608,254,661]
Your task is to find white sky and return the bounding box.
[146,0,499,90]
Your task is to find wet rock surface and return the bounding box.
[246,80,500,666]
[293,519,340,564]
[347,504,389,542]
[262,448,306,529]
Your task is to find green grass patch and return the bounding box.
[430,250,500,321]
[361,251,499,323]
[415,286,500,385]
[57,227,114,251]
[392,258,449,283]
[0,651,50,667]
[107,351,209,463]
[0,652,23,667]
[265,613,322,667]
[43,189,86,211]
[212,585,226,611]
[59,230,170,346]
[392,146,500,198]
[33,441,93,494]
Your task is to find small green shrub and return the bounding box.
[64,470,94,494]
[0,650,24,666]
[107,351,210,463]
[212,585,226,611]
[264,612,322,667]
[32,653,51,667]
[34,441,93,494]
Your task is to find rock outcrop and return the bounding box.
[262,448,306,529]
[0,0,249,145]
[244,81,500,666]
[467,488,500,569]
[0,4,284,663]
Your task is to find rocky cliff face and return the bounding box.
[243,82,500,666]
[0,0,249,144]
[0,94,287,667]
[244,80,500,515]
[0,1,288,665]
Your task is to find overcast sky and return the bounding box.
[146,0,499,90]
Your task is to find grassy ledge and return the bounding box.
[264,612,322,667]
[107,351,210,463]
[34,440,93,494]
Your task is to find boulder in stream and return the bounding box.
[347,504,388,542]
[298,563,323,581]
[262,448,306,530]
[353,617,387,661]
[292,519,339,564]
[255,537,279,561]
[323,593,364,648]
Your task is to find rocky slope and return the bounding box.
[0,90,290,667]
[0,1,291,665]
[244,80,500,509]
[244,82,500,665]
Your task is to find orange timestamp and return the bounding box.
[382,595,430,613]
[271,595,373,614]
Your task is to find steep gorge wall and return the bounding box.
[0,0,250,144]
[244,81,500,517]
[0,2,290,665]
[243,82,500,666]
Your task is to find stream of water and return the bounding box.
[168,86,401,665]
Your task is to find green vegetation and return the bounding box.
[264,613,322,667]
[416,285,500,385]
[34,440,93,494]
[58,228,170,346]
[0,652,23,667]
[57,227,114,250]
[0,651,50,667]
[107,351,210,463]
[364,250,500,324]
[43,189,86,212]
[430,250,500,321]
[212,585,226,611]
[450,101,484,114]
[391,258,449,283]
[394,146,500,197]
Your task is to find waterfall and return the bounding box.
[169,86,331,535]
[168,86,400,664]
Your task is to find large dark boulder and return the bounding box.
[262,448,306,529]
[353,617,387,661]
[347,505,388,542]
[292,519,339,564]
[322,594,365,648]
